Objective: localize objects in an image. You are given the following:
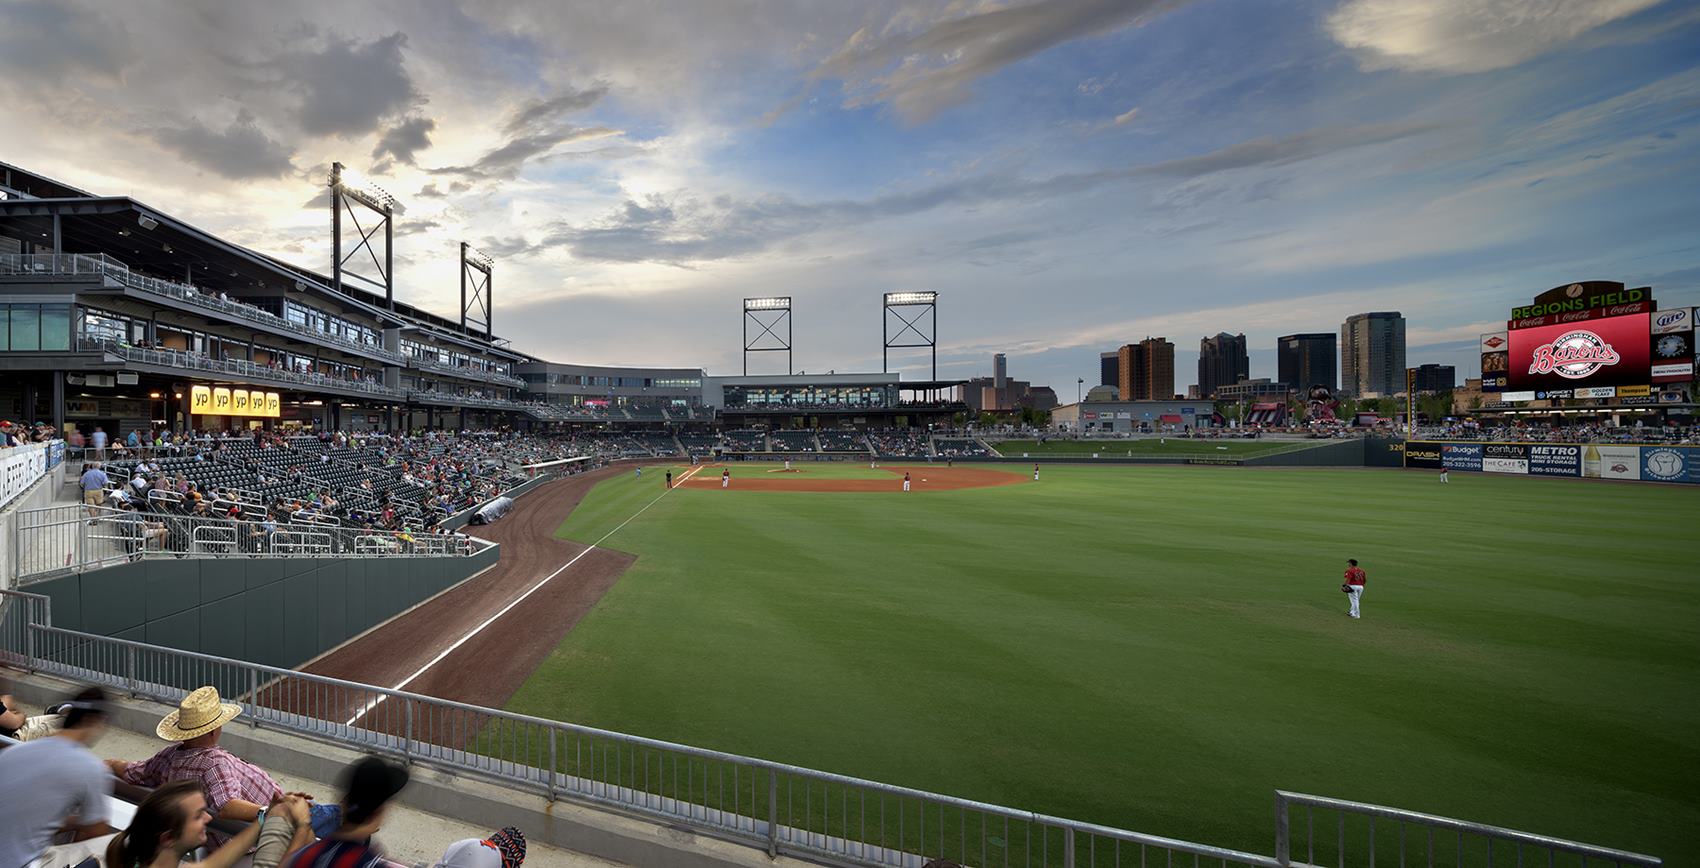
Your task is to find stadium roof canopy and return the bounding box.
[0,161,528,362]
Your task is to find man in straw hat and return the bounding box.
[107,686,340,851]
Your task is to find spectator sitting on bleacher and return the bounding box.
[106,778,314,868]
[432,826,526,868]
[1,682,68,741]
[280,756,410,868]
[0,688,113,868]
[105,687,340,850]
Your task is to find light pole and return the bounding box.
[1076,378,1083,403]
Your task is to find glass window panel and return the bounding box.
[10,305,39,351]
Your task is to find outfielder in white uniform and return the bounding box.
[902,472,911,492]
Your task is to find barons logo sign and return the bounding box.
[1528,329,1621,379]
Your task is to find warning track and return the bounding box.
[288,465,643,724]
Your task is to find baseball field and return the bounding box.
[503,463,1697,862]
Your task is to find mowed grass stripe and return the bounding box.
[511,464,1697,862]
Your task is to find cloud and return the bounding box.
[417,183,446,198]
[429,84,618,178]
[278,32,419,136]
[1112,106,1140,126]
[151,110,295,180]
[1327,0,1664,74]
[807,0,1181,121]
[372,115,437,165]
[535,121,1438,265]
[0,0,134,86]
[395,219,442,237]
[503,85,610,135]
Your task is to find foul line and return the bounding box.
[344,464,705,726]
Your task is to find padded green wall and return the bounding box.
[28,546,499,671]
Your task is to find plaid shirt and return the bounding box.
[120,744,283,844]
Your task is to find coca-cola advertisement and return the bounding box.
[1508,312,1650,390]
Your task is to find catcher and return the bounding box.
[1341,558,1367,619]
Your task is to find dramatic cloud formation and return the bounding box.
[372,115,437,165]
[1327,0,1665,74]
[2,0,1696,391]
[807,0,1178,120]
[278,32,419,136]
[151,110,296,179]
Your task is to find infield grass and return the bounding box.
[507,464,1698,863]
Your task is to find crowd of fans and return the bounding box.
[1414,422,1700,444]
[0,681,534,868]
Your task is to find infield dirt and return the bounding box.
[679,464,1026,492]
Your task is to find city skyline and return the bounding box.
[3,0,1697,392]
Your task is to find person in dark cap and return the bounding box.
[432,826,526,868]
[280,757,409,868]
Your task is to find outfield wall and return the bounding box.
[21,547,499,670]
[1402,440,1700,484]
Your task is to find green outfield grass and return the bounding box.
[716,460,913,480]
[990,437,1311,457]
[506,465,1697,862]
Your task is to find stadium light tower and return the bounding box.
[329,162,404,309]
[460,243,493,340]
[883,291,938,379]
[743,296,792,375]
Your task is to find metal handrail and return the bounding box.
[408,355,526,389]
[1274,791,1660,867]
[79,336,409,399]
[0,253,408,365]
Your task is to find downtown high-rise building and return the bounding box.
[1277,333,1337,392]
[1340,312,1406,397]
[1197,332,1250,399]
[1117,338,1175,400]
[1100,352,1119,387]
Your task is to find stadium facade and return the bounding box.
[0,162,966,436]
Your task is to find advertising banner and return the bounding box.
[1403,442,1442,469]
[1574,386,1616,399]
[1480,331,1509,392]
[1527,444,1581,477]
[1441,443,1483,471]
[1509,312,1651,390]
[1508,301,1651,331]
[1640,446,1695,484]
[1583,445,1640,480]
[1482,443,1529,474]
[1651,327,1693,383]
[1616,385,1651,397]
[188,384,282,417]
[1651,307,1692,334]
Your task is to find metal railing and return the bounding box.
[0,588,50,670]
[409,355,527,389]
[9,620,1281,868]
[1274,791,1661,867]
[408,391,525,411]
[11,504,487,582]
[79,336,409,400]
[0,602,1661,868]
[0,253,408,365]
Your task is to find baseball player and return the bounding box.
[902,472,911,492]
[1439,467,1448,484]
[721,468,730,489]
[635,466,642,479]
[1033,463,1040,482]
[785,458,792,471]
[665,470,673,489]
[1342,558,1367,619]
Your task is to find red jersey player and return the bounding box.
[1343,558,1366,619]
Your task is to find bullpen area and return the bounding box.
[498,463,1697,862]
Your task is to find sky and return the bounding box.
[2,0,1698,393]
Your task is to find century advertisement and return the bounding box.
[1507,311,1651,391]
[1404,442,1696,484]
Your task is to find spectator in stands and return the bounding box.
[0,683,71,742]
[106,778,313,868]
[92,426,108,457]
[281,757,410,868]
[433,826,527,868]
[80,461,109,516]
[0,687,113,868]
[105,686,339,849]
[127,429,142,450]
